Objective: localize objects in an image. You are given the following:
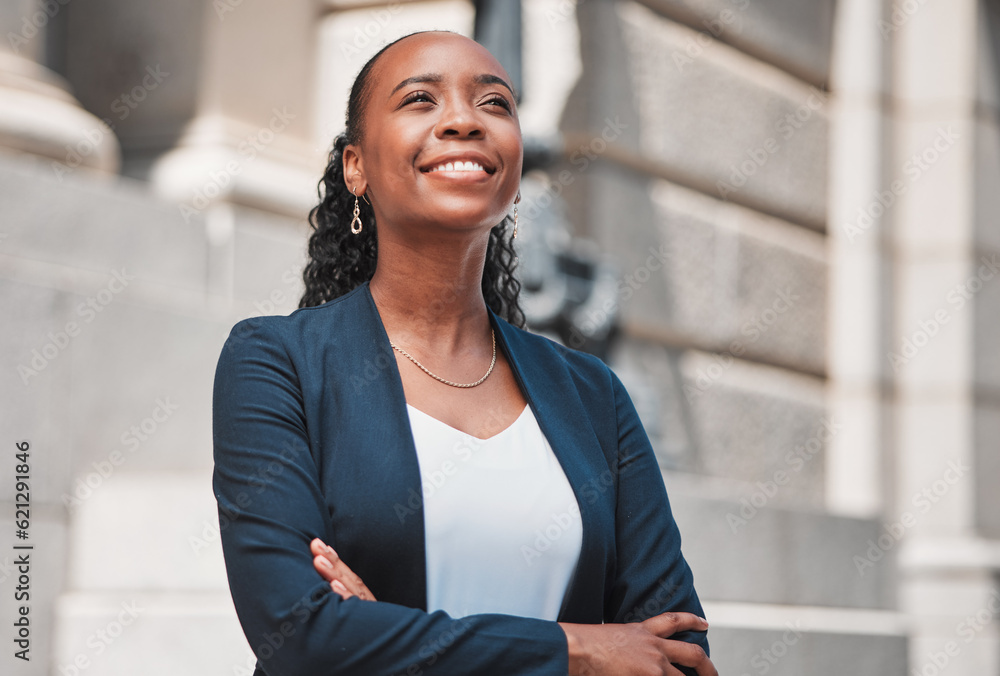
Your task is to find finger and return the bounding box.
[310,539,351,585]
[310,538,351,581]
[687,654,718,676]
[309,538,377,601]
[313,554,338,583]
[330,578,354,600]
[697,658,719,676]
[661,642,715,676]
[310,537,333,560]
[644,612,709,639]
[312,551,355,600]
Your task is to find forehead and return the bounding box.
[371,32,511,94]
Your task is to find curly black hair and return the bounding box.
[298,30,525,328]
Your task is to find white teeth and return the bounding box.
[428,161,487,173]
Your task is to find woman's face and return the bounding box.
[346,32,523,238]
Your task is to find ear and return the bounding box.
[342,143,367,194]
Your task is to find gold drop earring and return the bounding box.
[512,191,521,239]
[350,186,365,234]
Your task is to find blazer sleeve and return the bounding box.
[603,368,710,673]
[212,319,570,676]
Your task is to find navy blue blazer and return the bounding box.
[212,280,708,676]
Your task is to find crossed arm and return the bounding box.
[308,537,717,676]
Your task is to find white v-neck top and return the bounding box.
[405,402,583,621]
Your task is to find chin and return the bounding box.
[428,204,508,230]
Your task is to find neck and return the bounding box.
[368,229,492,354]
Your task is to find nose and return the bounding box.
[435,96,483,139]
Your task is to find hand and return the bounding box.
[558,612,716,676]
[310,538,377,602]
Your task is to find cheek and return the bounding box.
[366,139,418,194]
[499,129,523,173]
[500,139,523,196]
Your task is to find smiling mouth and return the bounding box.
[420,161,496,175]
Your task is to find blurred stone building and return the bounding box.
[1,0,998,674]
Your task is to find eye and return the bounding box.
[401,91,434,105]
[484,95,512,111]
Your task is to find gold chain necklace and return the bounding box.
[389,328,496,388]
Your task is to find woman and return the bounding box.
[213,29,716,676]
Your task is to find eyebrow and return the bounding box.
[389,72,517,99]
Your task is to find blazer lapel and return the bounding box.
[325,281,429,611]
